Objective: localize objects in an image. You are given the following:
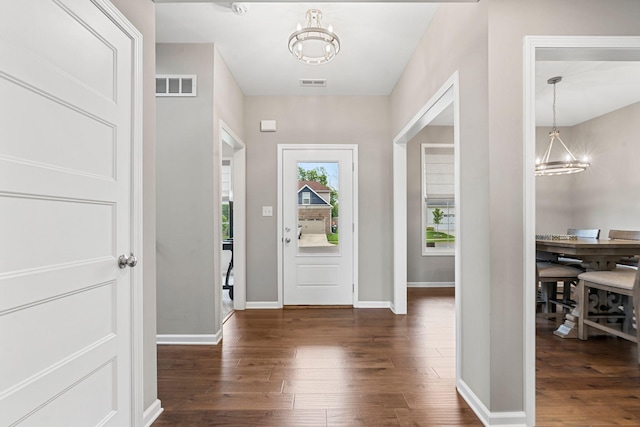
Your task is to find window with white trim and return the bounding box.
[422,143,455,254]
[302,191,311,205]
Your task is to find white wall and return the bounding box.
[244,96,392,303]
[110,0,158,411]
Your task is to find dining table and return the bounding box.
[536,236,640,338]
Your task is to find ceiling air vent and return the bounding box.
[156,74,197,97]
[300,79,326,88]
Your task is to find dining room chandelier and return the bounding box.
[535,76,590,176]
[288,9,340,65]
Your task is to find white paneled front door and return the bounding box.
[280,146,356,305]
[0,1,141,425]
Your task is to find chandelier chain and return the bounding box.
[552,81,557,131]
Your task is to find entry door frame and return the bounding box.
[277,144,359,308]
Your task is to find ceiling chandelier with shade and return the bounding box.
[288,9,340,65]
[535,76,590,176]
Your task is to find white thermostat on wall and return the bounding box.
[260,120,277,132]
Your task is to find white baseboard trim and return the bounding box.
[246,301,281,309]
[156,332,221,345]
[407,281,455,288]
[456,379,527,427]
[143,399,163,427]
[356,301,391,309]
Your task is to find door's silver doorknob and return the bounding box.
[118,254,138,269]
[284,237,291,243]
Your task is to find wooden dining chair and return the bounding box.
[567,228,600,239]
[537,261,583,316]
[536,228,600,315]
[577,230,640,363]
[609,229,640,268]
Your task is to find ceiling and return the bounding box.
[155,2,439,96]
[155,2,640,126]
[535,60,640,126]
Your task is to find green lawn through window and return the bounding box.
[426,229,455,243]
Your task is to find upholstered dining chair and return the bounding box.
[577,229,640,363]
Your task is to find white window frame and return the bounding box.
[302,191,311,205]
[421,143,455,256]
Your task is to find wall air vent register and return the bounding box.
[156,74,197,97]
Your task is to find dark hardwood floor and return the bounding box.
[153,288,640,426]
[154,288,481,426]
[536,315,640,426]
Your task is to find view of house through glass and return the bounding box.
[422,144,455,252]
[297,162,339,254]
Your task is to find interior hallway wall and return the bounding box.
[391,1,491,408]
[488,0,640,415]
[111,0,158,411]
[156,44,217,336]
[243,96,392,303]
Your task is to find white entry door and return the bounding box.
[0,1,140,426]
[281,146,356,305]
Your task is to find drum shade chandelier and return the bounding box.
[288,9,340,65]
[536,76,590,176]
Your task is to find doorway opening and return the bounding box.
[392,71,461,381]
[524,36,640,426]
[218,121,246,326]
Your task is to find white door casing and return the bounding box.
[219,121,246,312]
[279,145,357,306]
[0,1,143,425]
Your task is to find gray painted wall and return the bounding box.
[155,43,244,337]
[156,44,217,335]
[488,0,640,413]
[537,102,640,235]
[244,96,392,303]
[391,1,492,407]
[535,126,574,234]
[407,126,455,283]
[111,0,158,411]
[570,101,640,234]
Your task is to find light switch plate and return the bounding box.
[262,206,273,216]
